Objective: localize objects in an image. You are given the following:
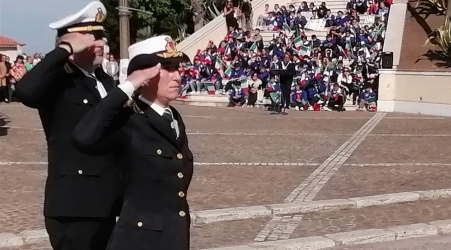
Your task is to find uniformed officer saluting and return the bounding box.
[71,35,194,250]
[15,2,158,250]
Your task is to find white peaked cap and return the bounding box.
[126,35,190,75]
[128,35,175,60]
[49,1,107,30]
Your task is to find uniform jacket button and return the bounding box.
[179,211,186,217]
[177,172,184,178]
[78,170,83,175]
[83,99,88,104]
[177,153,183,159]
[157,149,162,155]
[137,221,143,227]
[178,191,185,198]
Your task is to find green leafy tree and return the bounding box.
[101,0,191,55]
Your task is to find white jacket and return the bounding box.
[336,73,352,91]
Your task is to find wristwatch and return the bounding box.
[59,41,74,54]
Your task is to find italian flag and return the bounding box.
[250,42,258,52]
[299,45,311,56]
[224,67,232,78]
[215,58,223,70]
[293,36,303,50]
[204,82,216,95]
[239,76,249,94]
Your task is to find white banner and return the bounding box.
[119,59,129,85]
[359,15,375,25]
[301,11,313,20]
[304,19,326,31]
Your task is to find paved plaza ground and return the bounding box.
[1,103,451,249]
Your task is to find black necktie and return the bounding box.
[163,109,177,138]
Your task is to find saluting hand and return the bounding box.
[126,63,161,90]
[58,33,101,54]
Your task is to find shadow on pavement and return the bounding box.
[0,114,10,137]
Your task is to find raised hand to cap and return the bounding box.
[126,63,161,90]
[58,33,97,54]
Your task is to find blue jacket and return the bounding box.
[258,71,269,80]
[231,69,244,78]
[318,82,327,94]
[292,90,308,102]
[230,88,246,98]
[307,88,318,99]
[360,91,376,100]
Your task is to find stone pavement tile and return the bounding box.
[191,217,269,249]
[1,241,51,250]
[177,105,278,120]
[291,198,451,239]
[314,165,451,200]
[189,135,349,163]
[0,104,41,128]
[383,112,444,118]
[0,165,46,193]
[0,129,46,162]
[327,234,451,250]
[176,104,374,118]
[0,165,46,233]
[372,118,451,134]
[0,192,44,233]
[188,165,316,210]
[185,116,369,134]
[345,137,451,164]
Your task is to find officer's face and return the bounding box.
[72,33,104,66]
[146,65,181,105]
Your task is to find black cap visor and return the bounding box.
[127,52,191,75]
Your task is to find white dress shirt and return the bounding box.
[117,81,180,138]
[72,63,108,98]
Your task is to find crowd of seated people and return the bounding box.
[257,0,390,30]
[179,0,390,112]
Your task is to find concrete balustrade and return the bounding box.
[377,70,451,116]
[375,0,451,117]
[382,0,408,68]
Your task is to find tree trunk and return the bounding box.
[447,0,451,17]
[191,0,206,31]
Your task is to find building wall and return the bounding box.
[0,47,19,61]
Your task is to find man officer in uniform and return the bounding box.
[15,2,159,249]
[71,35,194,250]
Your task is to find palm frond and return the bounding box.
[416,0,447,12]
[427,16,451,55]
[421,0,451,54]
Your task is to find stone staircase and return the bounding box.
[259,0,348,44]
[260,13,375,45]
[178,0,362,59]
[175,92,359,109]
[176,0,375,109]
[261,29,329,42]
[290,0,349,13]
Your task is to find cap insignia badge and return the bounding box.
[157,37,183,58]
[95,8,106,23]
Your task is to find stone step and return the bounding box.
[288,0,348,14]
[175,93,359,109]
[261,30,329,43]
